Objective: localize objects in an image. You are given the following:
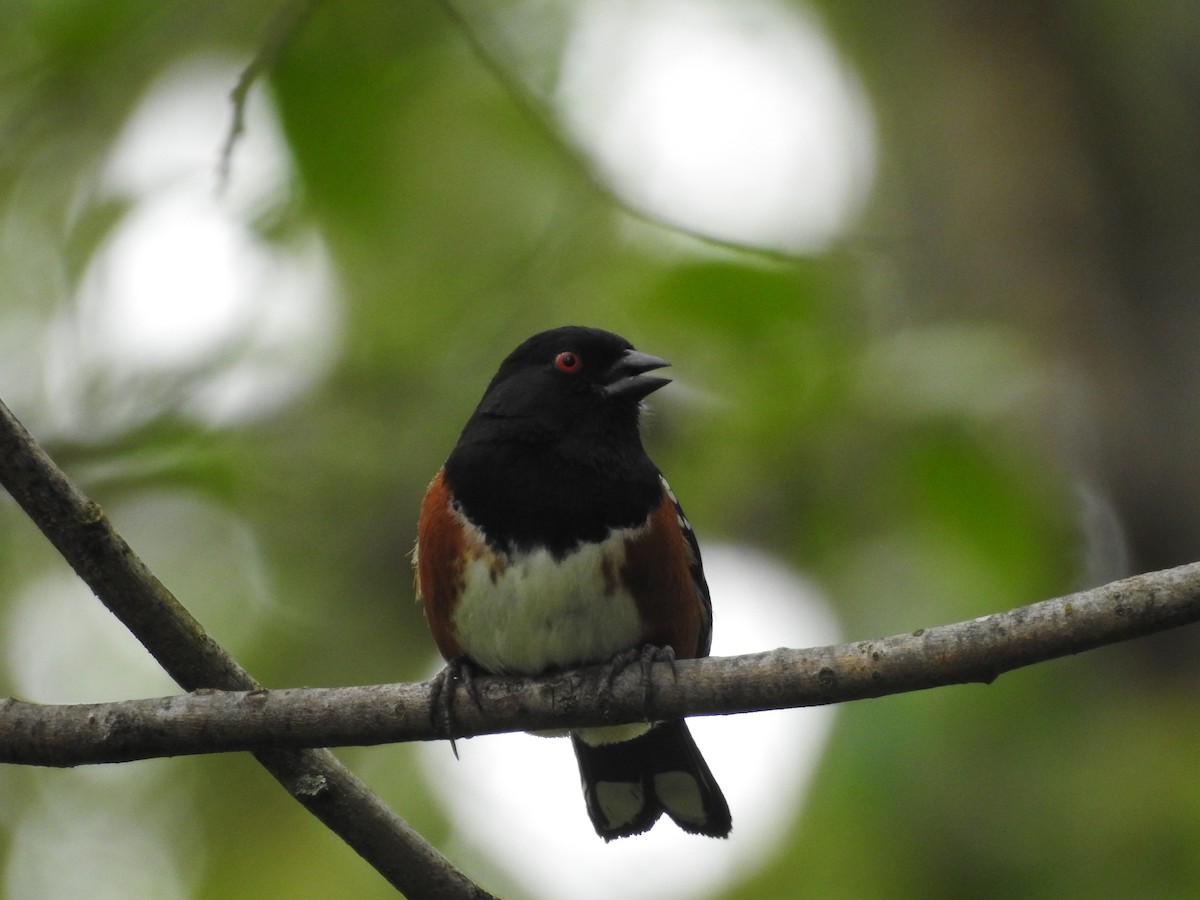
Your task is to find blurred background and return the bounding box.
[2,0,1199,897]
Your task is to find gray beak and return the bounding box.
[600,349,671,401]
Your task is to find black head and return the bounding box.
[463,326,670,446]
[445,326,671,554]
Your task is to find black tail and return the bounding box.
[571,720,732,841]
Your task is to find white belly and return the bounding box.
[452,525,646,675]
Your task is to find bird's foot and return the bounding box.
[601,643,676,713]
[429,657,484,759]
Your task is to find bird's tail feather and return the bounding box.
[571,719,731,841]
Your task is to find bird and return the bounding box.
[413,325,731,841]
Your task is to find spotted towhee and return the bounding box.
[414,325,731,841]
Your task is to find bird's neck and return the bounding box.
[443,437,661,558]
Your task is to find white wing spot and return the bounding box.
[660,475,692,531]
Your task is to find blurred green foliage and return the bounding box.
[2,1,1199,898]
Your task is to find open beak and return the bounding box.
[600,349,671,401]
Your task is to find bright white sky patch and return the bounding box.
[556,0,877,253]
[418,544,840,899]
[81,197,257,369]
[47,56,337,434]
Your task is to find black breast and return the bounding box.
[444,440,663,559]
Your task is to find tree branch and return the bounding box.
[3,559,1198,767]
[0,397,493,900]
[5,389,1199,895]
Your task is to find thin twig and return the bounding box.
[218,0,323,188]
[3,560,1199,767]
[0,396,493,900]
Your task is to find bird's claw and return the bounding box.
[430,658,484,759]
[601,643,676,713]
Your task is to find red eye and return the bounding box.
[555,350,582,373]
